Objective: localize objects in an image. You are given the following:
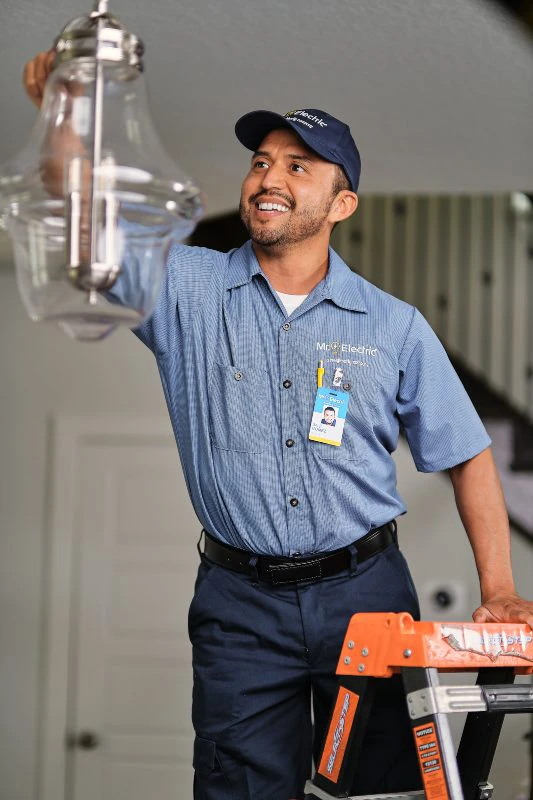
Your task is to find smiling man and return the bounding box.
[24,51,533,800]
[321,407,337,426]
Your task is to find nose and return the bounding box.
[259,161,286,192]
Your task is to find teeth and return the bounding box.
[258,202,289,212]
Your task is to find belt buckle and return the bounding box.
[267,559,323,585]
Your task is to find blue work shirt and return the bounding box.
[128,240,491,557]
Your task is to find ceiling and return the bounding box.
[0,0,532,227]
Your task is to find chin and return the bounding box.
[249,224,285,247]
[251,233,283,247]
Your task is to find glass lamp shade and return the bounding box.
[0,3,204,340]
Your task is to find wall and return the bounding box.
[1,261,532,799]
[0,272,169,800]
[332,194,533,420]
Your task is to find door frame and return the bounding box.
[38,413,174,800]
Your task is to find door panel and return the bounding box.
[69,439,199,800]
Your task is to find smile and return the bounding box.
[255,202,290,213]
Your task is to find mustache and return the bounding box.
[249,191,295,209]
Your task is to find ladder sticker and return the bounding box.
[413,723,449,799]
[317,688,359,783]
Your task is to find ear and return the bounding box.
[329,191,358,224]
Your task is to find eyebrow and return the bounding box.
[252,150,314,164]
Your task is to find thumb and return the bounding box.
[472,605,497,623]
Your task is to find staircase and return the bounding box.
[332,193,533,545]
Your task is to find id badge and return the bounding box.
[309,387,349,447]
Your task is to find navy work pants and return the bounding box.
[188,539,423,800]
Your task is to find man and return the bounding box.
[24,52,533,800]
[321,407,336,426]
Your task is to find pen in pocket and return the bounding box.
[317,360,324,388]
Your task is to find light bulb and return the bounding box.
[0,0,204,340]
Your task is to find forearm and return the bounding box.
[449,447,515,601]
[24,50,88,200]
[41,120,89,200]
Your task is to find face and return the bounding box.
[239,128,343,250]
[324,409,335,424]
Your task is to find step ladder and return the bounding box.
[304,612,533,800]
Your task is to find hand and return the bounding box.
[23,49,90,201]
[472,592,533,629]
[23,50,56,108]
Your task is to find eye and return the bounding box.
[290,163,306,173]
[253,160,269,169]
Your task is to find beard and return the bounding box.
[239,193,333,249]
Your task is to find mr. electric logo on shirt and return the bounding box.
[316,341,378,357]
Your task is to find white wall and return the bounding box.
[0,272,170,800]
[0,269,532,800]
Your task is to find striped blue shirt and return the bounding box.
[129,240,491,556]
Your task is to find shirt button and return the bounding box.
[234,371,242,381]
[289,497,299,507]
[282,322,291,331]
[286,438,295,448]
[283,379,292,389]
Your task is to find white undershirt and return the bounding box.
[275,291,309,317]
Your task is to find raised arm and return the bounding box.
[449,447,533,628]
[23,49,90,199]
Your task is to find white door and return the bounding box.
[41,417,201,800]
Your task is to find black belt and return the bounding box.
[200,521,397,586]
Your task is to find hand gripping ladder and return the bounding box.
[304,612,533,800]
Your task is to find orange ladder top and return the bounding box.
[337,612,533,678]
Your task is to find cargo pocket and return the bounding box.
[193,736,216,775]
[193,736,237,797]
[311,399,367,464]
[209,363,269,453]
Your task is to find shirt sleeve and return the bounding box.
[107,238,213,356]
[397,307,491,472]
[133,242,211,354]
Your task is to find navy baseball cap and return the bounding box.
[235,108,361,192]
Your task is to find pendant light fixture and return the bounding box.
[0,0,204,340]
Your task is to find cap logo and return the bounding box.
[284,110,328,129]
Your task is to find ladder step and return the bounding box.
[304,782,425,800]
[482,684,533,713]
[406,683,533,719]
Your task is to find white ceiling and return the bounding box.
[0,0,532,223]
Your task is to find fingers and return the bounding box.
[512,608,533,630]
[23,57,38,106]
[472,605,496,623]
[23,49,54,108]
[46,49,56,73]
[34,52,50,96]
[23,52,43,107]
[473,599,533,630]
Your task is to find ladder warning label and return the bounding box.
[413,723,448,799]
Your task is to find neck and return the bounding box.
[252,234,330,295]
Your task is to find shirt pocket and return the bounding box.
[312,436,366,463]
[209,363,269,453]
[310,393,367,464]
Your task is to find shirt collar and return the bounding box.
[226,241,368,313]
[225,241,262,289]
[322,248,368,313]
